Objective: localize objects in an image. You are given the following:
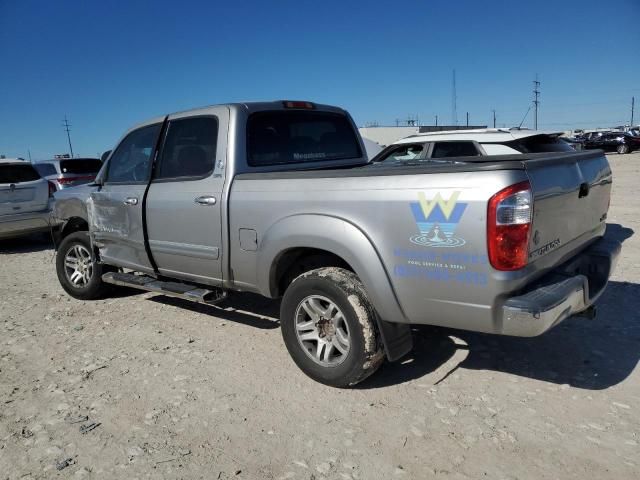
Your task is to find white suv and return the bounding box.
[371,128,575,165]
[0,159,55,239]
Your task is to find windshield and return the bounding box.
[247,111,362,167]
[33,163,57,177]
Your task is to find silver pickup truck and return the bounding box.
[52,100,620,387]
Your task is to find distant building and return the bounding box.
[359,125,487,147]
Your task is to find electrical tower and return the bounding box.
[451,69,458,126]
[533,75,540,130]
[62,115,74,158]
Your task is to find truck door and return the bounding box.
[145,107,229,285]
[89,123,162,273]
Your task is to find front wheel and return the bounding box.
[280,267,384,387]
[56,231,111,300]
[617,144,630,154]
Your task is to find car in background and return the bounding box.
[560,136,584,151]
[0,158,55,239]
[582,131,640,154]
[33,157,102,190]
[370,128,575,165]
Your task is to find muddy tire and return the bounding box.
[280,267,384,387]
[56,231,111,300]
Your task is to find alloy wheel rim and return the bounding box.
[64,244,94,288]
[294,295,350,367]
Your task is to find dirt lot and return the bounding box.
[1,153,639,480]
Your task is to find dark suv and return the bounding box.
[582,132,640,154]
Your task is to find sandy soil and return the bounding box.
[1,153,639,480]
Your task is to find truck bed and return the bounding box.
[229,149,611,334]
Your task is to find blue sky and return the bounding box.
[1,0,639,159]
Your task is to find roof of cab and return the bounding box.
[125,100,345,134]
[394,128,564,145]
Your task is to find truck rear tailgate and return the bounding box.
[524,150,611,268]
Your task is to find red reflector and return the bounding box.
[487,181,532,271]
[283,101,315,109]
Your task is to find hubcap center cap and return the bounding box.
[316,317,336,340]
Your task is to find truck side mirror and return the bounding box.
[100,150,112,163]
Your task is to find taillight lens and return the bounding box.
[57,175,95,184]
[48,181,57,197]
[487,181,532,271]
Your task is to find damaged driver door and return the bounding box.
[89,123,162,273]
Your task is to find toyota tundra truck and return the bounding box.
[51,100,620,387]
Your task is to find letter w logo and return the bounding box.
[418,191,461,220]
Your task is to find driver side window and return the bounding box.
[106,124,161,184]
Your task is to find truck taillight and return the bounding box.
[48,181,57,197]
[487,181,532,271]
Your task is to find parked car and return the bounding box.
[33,157,102,190]
[370,128,575,165]
[582,131,640,154]
[0,158,55,239]
[52,101,619,387]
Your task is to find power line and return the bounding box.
[533,74,540,130]
[518,105,532,129]
[62,115,74,158]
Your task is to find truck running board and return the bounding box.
[102,272,227,305]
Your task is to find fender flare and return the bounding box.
[257,214,412,361]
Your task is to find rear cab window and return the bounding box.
[0,164,41,183]
[247,111,362,167]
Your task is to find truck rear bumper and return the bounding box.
[501,236,621,337]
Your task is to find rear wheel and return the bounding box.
[280,267,384,387]
[56,231,111,300]
[617,144,630,154]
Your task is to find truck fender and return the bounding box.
[257,214,413,361]
[51,197,89,249]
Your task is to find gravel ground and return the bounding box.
[1,153,638,480]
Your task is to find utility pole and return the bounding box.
[631,96,635,127]
[62,115,74,158]
[451,69,458,126]
[466,112,469,127]
[492,109,496,128]
[435,114,438,126]
[533,74,540,130]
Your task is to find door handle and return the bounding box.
[124,197,138,206]
[195,196,217,206]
